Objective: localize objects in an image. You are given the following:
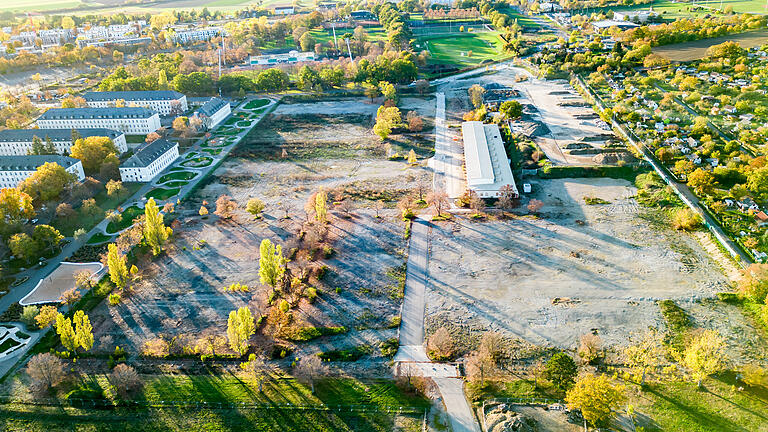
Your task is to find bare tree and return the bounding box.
[240,353,267,392]
[74,270,95,290]
[497,184,516,210]
[27,353,66,394]
[414,179,429,202]
[372,201,383,218]
[59,288,81,305]
[294,356,327,393]
[426,191,450,217]
[196,333,227,357]
[578,333,602,364]
[469,191,486,215]
[466,345,496,387]
[397,195,416,219]
[336,200,354,217]
[109,364,142,398]
[277,201,291,219]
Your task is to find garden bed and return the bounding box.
[181,156,213,168]
[157,171,197,183]
[145,188,181,201]
[106,206,143,234]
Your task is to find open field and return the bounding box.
[653,28,768,61]
[7,0,299,15]
[20,262,102,305]
[418,32,506,67]
[0,376,429,432]
[86,96,434,368]
[425,178,736,351]
[590,0,764,19]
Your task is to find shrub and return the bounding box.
[318,344,371,361]
[716,292,741,304]
[0,302,23,322]
[658,300,692,333]
[305,287,318,302]
[379,338,399,357]
[108,294,121,306]
[20,306,39,327]
[672,207,702,231]
[280,326,347,342]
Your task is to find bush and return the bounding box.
[544,352,578,392]
[20,306,39,327]
[0,302,22,322]
[305,287,318,302]
[672,207,702,231]
[318,344,371,361]
[379,338,399,357]
[108,294,121,306]
[280,326,347,342]
[66,386,110,409]
[716,292,741,304]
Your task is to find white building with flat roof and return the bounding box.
[36,108,161,135]
[0,155,84,189]
[461,121,518,198]
[119,139,179,182]
[250,50,315,65]
[83,90,187,116]
[0,128,127,155]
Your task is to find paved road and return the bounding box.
[435,378,481,432]
[394,218,430,362]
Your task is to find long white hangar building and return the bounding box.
[461,121,519,198]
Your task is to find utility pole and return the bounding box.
[220,32,226,66]
[345,37,353,62]
[218,48,222,79]
[331,22,338,53]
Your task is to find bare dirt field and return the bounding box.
[425,178,735,353]
[654,29,768,61]
[88,96,434,370]
[20,262,102,305]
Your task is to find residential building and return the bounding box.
[82,90,188,116]
[36,108,161,135]
[172,27,222,44]
[274,6,296,15]
[250,50,315,65]
[119,139,179,182]
[193,98,231,129]
[0,128,127,155]
[0,155,84,189]
[461,121,518,198]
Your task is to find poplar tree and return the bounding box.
[55,313,78,353]
[73,310,93,352]
[314,189,327,223]
[259,239,286,288]
[107,243,129,289]
[143,198,171,256]
[227,307,255,356]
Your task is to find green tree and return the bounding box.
[55,313,78,353]
[468,84,485,109]
[9,233,39,263]
[158,70,168,90]
[379,81,396,102]
[259,239,286,288]
[143,198,172,256]
[315,189,328,223]
[70,136,119,174]
[682,329,728,388]
[747,165,768,201]
[565,374,626,427]
[73,310,93,352]
[297,66,320,91]
[246,198,265,218]
[0,188,34,230]
[299,32,315,52]
[254,69,289,92]
[624,329,665,385]
[687,168,716,196]
[499,100,523,119]
[172,72,214,96]
[227,307,255,356]
[18,162,75,202]
[107,243,130,289]
[32,225,63,255]
[544,352,578,392]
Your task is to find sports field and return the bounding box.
[417,31,507,66]
[589,0,767,19]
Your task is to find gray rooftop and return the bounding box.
[0,128,123,143]
[82,90,185,102]
[0,155,80,171]
[121,138,177,168]
[38,107,157,120]
[196,98,229,118]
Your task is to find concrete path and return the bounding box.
[434,378,480,432]
[431,92,465,200]
[394,218,430,362]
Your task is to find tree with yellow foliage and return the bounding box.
[565,374,626,427]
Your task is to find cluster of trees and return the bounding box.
[620,14,767,47]
[374,2,412,50]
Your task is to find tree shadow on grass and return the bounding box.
[644,385,751,432]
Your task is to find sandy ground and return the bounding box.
[21,262,102,305]
[88,97,434,366]
[425,178,732,350]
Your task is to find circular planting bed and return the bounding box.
[106,206,143,234]
[157,170,197,184]
[203,137,228,148]
[202,148,223,156]
[244,99,269,110]
[236,120,251,128]
[181,156,213,168]
[145,187,181,201]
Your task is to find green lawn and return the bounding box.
[86,233,113,244]
[0,376,428,432]
[242,99,270,110]
[145,187,181,201]
[52,182,143,237]
[181,156,213,167]
[157,170,197,184]
[105,205,143,234]
[418,32,506,66]
[499,7,540,28]
[590,0,754,19]
[308,26,387,47]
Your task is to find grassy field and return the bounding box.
[7,0,302,15]
[0,0,82,12]
[588,0,725,19]
[309,26,387,47]
[0,376,429,432]
[418,31,506,66]
[653,28,768,61]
